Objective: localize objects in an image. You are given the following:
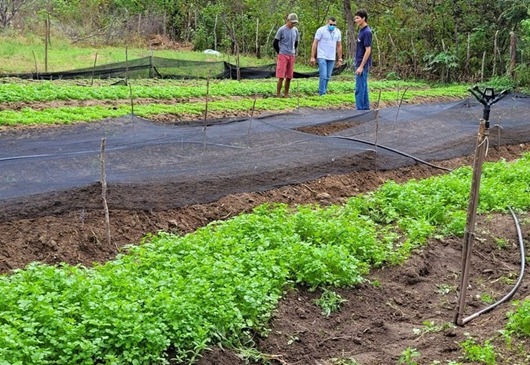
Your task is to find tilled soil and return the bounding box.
[0,136,529,364]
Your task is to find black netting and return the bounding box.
[1,57,349,80]
[1,94,529,221]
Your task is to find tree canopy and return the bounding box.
[2,0,530,84]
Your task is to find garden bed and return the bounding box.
[1,133,529,364]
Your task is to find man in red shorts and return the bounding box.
[273,13,300,98]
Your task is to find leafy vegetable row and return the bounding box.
[0,86,468,126]
[0,79,455,103]
[0,154,528,364]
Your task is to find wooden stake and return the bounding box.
[374,89,382,173]
[100,138,115,250]
[251,94,257,118]
[91,53,98,86]
[395,86,409,123]
[149,50,154,79]
[203,75,210,149]
[32,50,38,78]
[455,120,488,326]
[125,46,129,85]
[44,17,49,73]
[204,75,210,122]
[129,83,134,115]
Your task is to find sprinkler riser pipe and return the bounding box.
[483,106,491,127]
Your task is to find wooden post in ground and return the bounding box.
[374,89,382,173]
[204,75,210,123]
[44,16,49,73]
[454,119,488,326]
[125,46,129,85]
[129,84,134,115]
[91,53,98,86]
[32,51,38,78]
[455,87,507,326]
[100,138,115,250]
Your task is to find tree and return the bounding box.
[0,0,36,28]
[2,0,530,84]
[342,0,355,60]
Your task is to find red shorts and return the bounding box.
[276,54,296,79]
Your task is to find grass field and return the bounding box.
[0,33,280,74]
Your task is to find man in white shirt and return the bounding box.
[310,17,343,96]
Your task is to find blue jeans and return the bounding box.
[317,58,335,95]
[355,67,370,110]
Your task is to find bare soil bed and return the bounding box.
[0,126,529,363]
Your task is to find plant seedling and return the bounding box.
[314,289,348,317]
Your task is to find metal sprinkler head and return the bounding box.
[468,86,509,126]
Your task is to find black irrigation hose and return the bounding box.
[332,135,452,172]
[461,207,526,325]
[332,134,526,325]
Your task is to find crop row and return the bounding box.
[0,155,529,364]
[0,87,469,126]
[0,78,460,103]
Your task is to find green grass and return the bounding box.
[0,33,278,74]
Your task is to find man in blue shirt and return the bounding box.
[310,17,343,96]
[354,9,372,110]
